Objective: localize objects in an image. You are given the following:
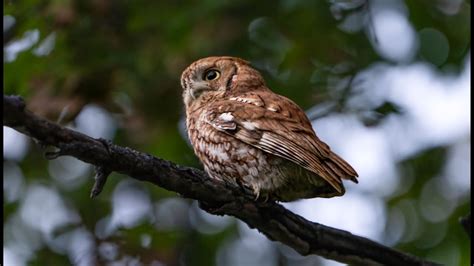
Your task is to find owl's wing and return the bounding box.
[205,90,358,193]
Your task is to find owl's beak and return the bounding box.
[190,81,210,99]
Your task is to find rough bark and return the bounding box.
[3,94,442,266]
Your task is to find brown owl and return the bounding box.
[181,56,358,202]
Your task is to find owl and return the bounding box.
[181,56,358,202]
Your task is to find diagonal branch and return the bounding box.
[3,94,441,266]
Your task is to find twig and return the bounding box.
[90,165,112,198]
[3,94,441,266]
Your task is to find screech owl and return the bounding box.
[181,56,358,202]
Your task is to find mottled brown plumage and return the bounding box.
[181,56,358,202]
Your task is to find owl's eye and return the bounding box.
[203,69,220,81]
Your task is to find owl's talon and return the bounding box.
[254,193,270,203]
[254,191,260,201]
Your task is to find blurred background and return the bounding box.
[3,0,470,265]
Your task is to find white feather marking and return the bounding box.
[219,112,234,122]
[208,144,229,161]
[198,141,206,153]
[235,146,249,156]
[242,121,257,130]
[228,97,263,107]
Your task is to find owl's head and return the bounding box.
[181,56,265,108]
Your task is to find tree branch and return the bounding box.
[3,94,441,266]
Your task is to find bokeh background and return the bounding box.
[3,1,470,265]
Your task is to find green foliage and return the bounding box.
[4,1,470,265]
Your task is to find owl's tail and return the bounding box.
[325,152,359,184]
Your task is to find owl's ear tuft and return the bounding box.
[230,57,251,66]
[212,56,251,67]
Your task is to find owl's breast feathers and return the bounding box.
[198,90,358,193]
